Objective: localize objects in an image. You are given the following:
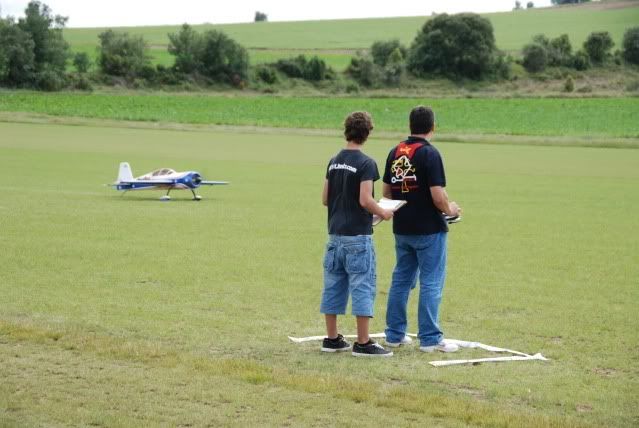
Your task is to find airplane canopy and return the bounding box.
[150,168,176,176]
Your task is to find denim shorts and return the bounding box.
[320,234,377,317]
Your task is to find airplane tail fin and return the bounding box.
[117,162,134,183]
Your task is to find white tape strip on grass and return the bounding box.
[288,333,548,367]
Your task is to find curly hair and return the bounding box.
[344,111,374,144]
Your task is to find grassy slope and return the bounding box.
[63,3,639,67]
[1,92,638,139]
[1,122,638,426]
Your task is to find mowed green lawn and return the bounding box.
[1,122,638,426]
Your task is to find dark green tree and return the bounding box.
[622,26,639,65]
[583,31,614,64]
[370,39,407,67]
[199,30,249,84]
[17,1,68,74]
[550,34,572,65]
[522,43,548,72]
[527,2,534,8]
[254,11,268,22]
[98,30,151,78]
[347,54,381,87]
[407,13,498,80]
[572,50,591,70]
[0,18,36,86]
[73,52,90,73]
[168,24,202,74]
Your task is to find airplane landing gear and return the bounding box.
[160,188,172,201]
[190,189,202,201]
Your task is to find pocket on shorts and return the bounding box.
[344,244,370,274]
[323,244,337,272]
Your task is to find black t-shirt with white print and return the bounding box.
[383,136,449,235]
[325,149,380,236]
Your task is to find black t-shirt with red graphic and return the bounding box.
[325,149,380,236]
[383,136,448,235]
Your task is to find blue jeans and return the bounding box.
[385,233,447,346]
[320,235,377,317]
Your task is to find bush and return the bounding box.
[198,30,248,85]
[345,82,359,93]
[168,24,202,74]
[275,55,329,81]
[522,43,548,72]
[564,75,574,92]
[371,39,407,67]
[583,31,614,64]
[407,13,497,80]
[275,55,306,78]
[346,55,382,87]
[492,51,513,80]
[572,50,590,70]
[35,68,66,90]
[382,47,405,85]
[98,30,151,78]
[256,65,277,84]
[550,34,573,66]
[305,56,327,81]
[622,26,639,65]
[73,52,90,73]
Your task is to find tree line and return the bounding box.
[1,1,638,91]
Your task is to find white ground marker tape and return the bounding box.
[288,333,548,366]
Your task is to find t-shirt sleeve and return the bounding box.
[361,158,380,182]
[425,149,446,187]
[382,149,394,184]
[325,158,333,179]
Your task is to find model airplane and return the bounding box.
[112,162,228,201]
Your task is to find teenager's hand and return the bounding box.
[449,201,462,217]
[380,209,394,221]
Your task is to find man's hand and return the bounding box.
[448,201,462,217]
[380,208,394,221]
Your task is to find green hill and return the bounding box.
[64,1,639,70]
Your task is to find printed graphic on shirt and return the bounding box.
[390,155,417,193]
[328,163,357,173]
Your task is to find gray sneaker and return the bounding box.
[420,340,459,353]
[385,335,413,348]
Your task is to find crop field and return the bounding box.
[62,2,639,69]
[1,120,638,426]
[1,92,639,141]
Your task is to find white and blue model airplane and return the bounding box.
[112,162,228,201]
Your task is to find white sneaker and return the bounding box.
[420,340,459,353]
[385,336,413,348]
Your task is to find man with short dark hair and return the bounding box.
[320,111,394,357]
[382,106,462,353]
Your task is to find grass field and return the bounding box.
[1,92,639,140]
[1,120,638,426]
[62,1,639,70]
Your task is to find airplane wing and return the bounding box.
[117,180,175,185]
[200,181,229,185]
